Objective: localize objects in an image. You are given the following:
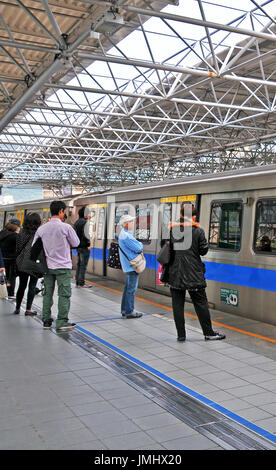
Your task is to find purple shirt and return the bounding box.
[33,218,80,270]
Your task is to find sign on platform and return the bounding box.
[220,288,239,307]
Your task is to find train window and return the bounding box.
[162,203,172,239]
[0,211,4,229]
[254,199,276,254]
[114,206,128,240]
[209,201,243,250]
[135,205,152,243]
[97,207,105,240]
[88,209,97,242]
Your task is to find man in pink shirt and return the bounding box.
[33,200,80,331]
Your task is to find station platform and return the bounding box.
[1,274,276,451]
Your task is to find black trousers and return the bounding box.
[16,271,37,310]
[170,287,214,337]
[76,247,90,286]
[3,259,16,297]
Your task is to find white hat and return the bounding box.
[119,214,136,226]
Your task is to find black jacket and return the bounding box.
[74,218,90,248]
[0,230,17,260]
[163,217,208,290]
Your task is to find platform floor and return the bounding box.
[1,273,276,451]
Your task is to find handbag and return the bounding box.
[160,264,169,284]
[156,263,164,285]
[22,246,48,278]
[0,272,8,298]
[107,242,122,269]
[129,252,146,274]
[119,245,146,274]
[157,241,171,265]
[19,237,48,278]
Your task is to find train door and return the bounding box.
[155,195,199,291]
[106,203,130,283]
[156,198,174,292]
[93,204,106,276]
[85,205,96,274]
[134,200,157,289]
[86,204,107,276]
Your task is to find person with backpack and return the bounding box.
[14,213,41,315]
[32,200,80,331]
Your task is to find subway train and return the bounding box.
[1,164,276,326]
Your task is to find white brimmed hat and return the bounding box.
[119,214,136,226]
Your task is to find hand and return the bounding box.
[0,268,5,272]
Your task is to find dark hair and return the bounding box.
[4,222,18,232]
[50,200,66,216]
[23,213,41,233]
[180,204,198,218]
[78,206,86,218]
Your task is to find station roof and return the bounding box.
[1,0,276,190]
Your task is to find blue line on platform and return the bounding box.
[76,324,276,446]
[76,314,149,324]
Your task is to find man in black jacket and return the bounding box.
[165,206,225,342]
[74,206,92,288]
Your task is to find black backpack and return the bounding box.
[107,242,122,269]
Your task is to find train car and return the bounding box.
[0,195,79,230]
[2,165,276,326]
[74,164,276,327]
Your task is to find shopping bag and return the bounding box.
[156,263,164,285]
[0,272,8,299]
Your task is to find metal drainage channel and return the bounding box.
[56,327,274,451]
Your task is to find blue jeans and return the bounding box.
[76,247,90,286]
[121,271,139,315]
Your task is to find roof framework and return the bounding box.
[1,0,276,189]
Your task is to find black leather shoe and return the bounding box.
[25,310,37,316]
[205,331,226,341]
[13,309,20,315]
[177,336,186,342]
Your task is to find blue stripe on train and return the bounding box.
[72,248,276,292]
[204,261,276,292]
[73,247,156,267]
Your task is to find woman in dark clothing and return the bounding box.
[0,222,19,297]
[163,205,225,342]
[14,213,41,315]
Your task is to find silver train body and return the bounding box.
[1,165,276,325]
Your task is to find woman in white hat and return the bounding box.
[118,214,143,319]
